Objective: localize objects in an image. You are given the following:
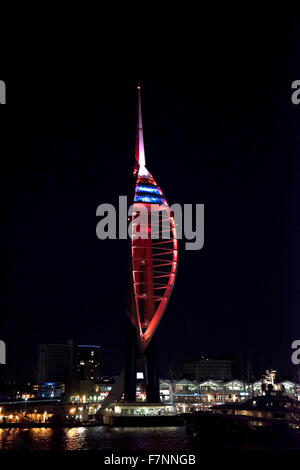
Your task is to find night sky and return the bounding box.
[1,9,300,382]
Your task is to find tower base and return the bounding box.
[124,319,160,403]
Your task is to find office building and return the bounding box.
[38,339,74,384]
[76,345,101,381]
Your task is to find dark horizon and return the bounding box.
[1,11,300,384]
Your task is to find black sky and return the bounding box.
[1,8,300,381]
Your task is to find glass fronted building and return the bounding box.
[69,377,300,410]
[159,378,300,412]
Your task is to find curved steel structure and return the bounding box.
[124,84,178,402]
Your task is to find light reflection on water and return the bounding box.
[1,426,299,450]
[0,426,192,451]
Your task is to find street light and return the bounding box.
[24,397,28,413]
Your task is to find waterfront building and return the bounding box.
[32,382,65,398]
[76,345,101,381]
[1,377,299,425]
[37,340,74,384]
[67,376,300,408]
[159,377,300,412]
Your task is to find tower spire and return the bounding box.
[135,81,146,169]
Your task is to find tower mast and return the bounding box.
[135,82,146,169]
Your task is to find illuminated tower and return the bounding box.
[124,84,178,402]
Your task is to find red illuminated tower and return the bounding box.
[124,84,178,402]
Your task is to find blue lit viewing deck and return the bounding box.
[135,194,166,204]
[136,185,162,195]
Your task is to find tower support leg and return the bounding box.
[124,319,137,402]
[144,337,160,403]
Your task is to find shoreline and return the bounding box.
[0,422,101,429]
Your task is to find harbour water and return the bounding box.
[1,425,300,451]
[0,426,193,451]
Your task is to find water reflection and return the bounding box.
[64,427,88,450]
[0,427,54,450]
[0,426,192,450]
[2,426,298,451]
